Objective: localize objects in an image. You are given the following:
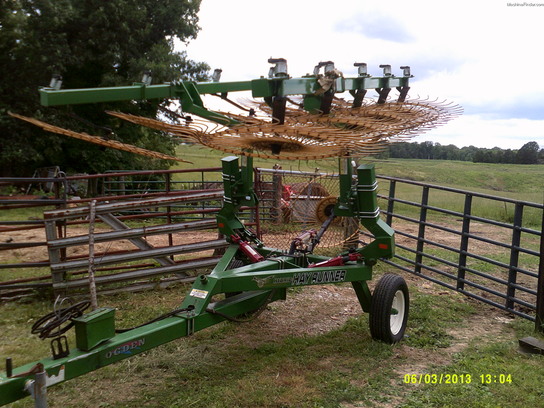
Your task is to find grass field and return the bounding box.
[1,150,543,407]
[172,145,543,228]
[173,144,543,200]
[2,273,543,408]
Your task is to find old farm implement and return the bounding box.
[1,59,460,406]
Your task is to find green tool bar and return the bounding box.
[39,75,410,106]
[195,80,254,94]
[39,83,177,106]
[0,290,278,406]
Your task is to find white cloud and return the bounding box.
[415,114,544,149]
[334,11,414,43]
[177,0,544,149]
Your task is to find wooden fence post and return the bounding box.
[271,164,283,224]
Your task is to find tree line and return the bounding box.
[0,0,208,177]
[383,141,543,164]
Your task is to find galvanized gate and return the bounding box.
[377,176,543,330]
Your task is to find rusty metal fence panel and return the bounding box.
[0,169,229,299]
[43,191,227,293]
[0,174,69,300]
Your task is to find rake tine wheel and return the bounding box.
[102,96,461,161]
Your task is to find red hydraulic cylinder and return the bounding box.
[308,252,360,268]
[230,235,264,263]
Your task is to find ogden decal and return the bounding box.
[106,338,145,359]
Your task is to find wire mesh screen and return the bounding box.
[254,168,359,253]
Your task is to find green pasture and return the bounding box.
[2,274,542,408]
[370,159,542,228]
[173,145,543,198]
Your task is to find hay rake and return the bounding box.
[1,58,460,406]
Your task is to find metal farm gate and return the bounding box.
[379,176,543,328]
[43,192,228,296]
[0,169,232,299]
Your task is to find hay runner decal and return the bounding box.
[252,271,347,288]
[292,270,347,286]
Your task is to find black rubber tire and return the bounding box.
[369,274,409,344]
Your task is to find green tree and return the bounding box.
[419,141,434,159]
[503,149,516,163]
[459,146,478,162]
[0,0,209,176]
[515,141,540,164]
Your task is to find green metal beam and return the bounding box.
[39,75,410,106]
[39,83,177,106]
[195,80,254,94]
[0,289,281,406]
[38,71,410,127]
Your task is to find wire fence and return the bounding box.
[254,167,358,253]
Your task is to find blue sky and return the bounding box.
[179,0,544,149]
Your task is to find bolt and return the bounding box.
[379,64,392,76]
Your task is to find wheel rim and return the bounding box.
[390,289,406,336]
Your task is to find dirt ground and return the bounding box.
[0,225,222,265]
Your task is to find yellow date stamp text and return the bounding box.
[403,373,512,385]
